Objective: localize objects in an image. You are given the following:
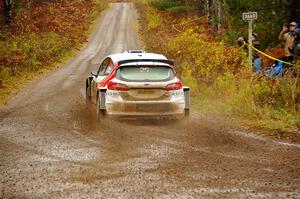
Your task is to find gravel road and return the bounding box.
[0,3,299,199]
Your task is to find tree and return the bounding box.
[26,0,32,20]
[3,0,13,24]
[206,0,222,33]
[220,0,299,48]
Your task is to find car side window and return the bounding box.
[98,58,109,76]
[104,60,114,75]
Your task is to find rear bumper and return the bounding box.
[105,101,185,116]
[106,102,184,116]
[104,88,186,116]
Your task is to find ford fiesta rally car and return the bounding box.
[85,51,190,119]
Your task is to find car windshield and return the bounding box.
[116,65,174,82]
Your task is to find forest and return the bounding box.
[146,0,300,48]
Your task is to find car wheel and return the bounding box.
[96,96,105,120]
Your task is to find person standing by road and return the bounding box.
[279,22,298,62]
[237,34,262,74]
[289,29,300,62]
[252,33,262,74]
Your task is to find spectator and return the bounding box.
[289,29,300,62]
[237,34,262,74]
[252,33,262,74]
[272,60,284,78]
[238,36,247,48]
[278,22,298,62]
[238,33,262,75]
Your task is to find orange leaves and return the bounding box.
[223,47,247,74]
[2,0,98,50]
[0,0,103,76]
[8,0,95,37]
[0,48,26,76]
[261,45,284,67]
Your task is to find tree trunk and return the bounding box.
[217,0,221,34]
[27,0,31,21]
[207,0,212,25]
[3,0,13,25]
[291,0,300,22]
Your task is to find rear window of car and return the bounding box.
[115,65,175,82]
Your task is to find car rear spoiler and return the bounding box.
[117,59,174,66]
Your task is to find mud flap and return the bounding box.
[99,87,107,110]
[96,88,107,120]
[86,76,94,100]
[183,86,190,117]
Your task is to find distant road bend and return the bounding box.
[0,3,299,198]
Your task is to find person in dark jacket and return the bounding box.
[237,34,262,74]
[252,33,262,74]
[289,29,300,62]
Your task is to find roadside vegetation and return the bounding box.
[0,0,107,104]
[136,1,300,139]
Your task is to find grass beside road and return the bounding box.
[0,0,107,105]
[136,1,300,142]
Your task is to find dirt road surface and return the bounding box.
[0,3,300,199]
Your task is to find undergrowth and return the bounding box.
[0,0,107,104]
[146,8,162,30]
[149,0,181,11]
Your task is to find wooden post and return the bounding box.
[248,19,253,69]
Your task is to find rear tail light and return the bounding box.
[164,81,182,91]
[107,81,129,91]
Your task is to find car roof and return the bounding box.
[108,51,171,65]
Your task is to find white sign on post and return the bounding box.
[242,12,258,21]
[242,12,258,69]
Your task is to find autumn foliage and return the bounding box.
[0,0,105,91]
[12,1,93,36]
[137,2,300,132]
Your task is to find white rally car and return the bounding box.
[86,51,190,119]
